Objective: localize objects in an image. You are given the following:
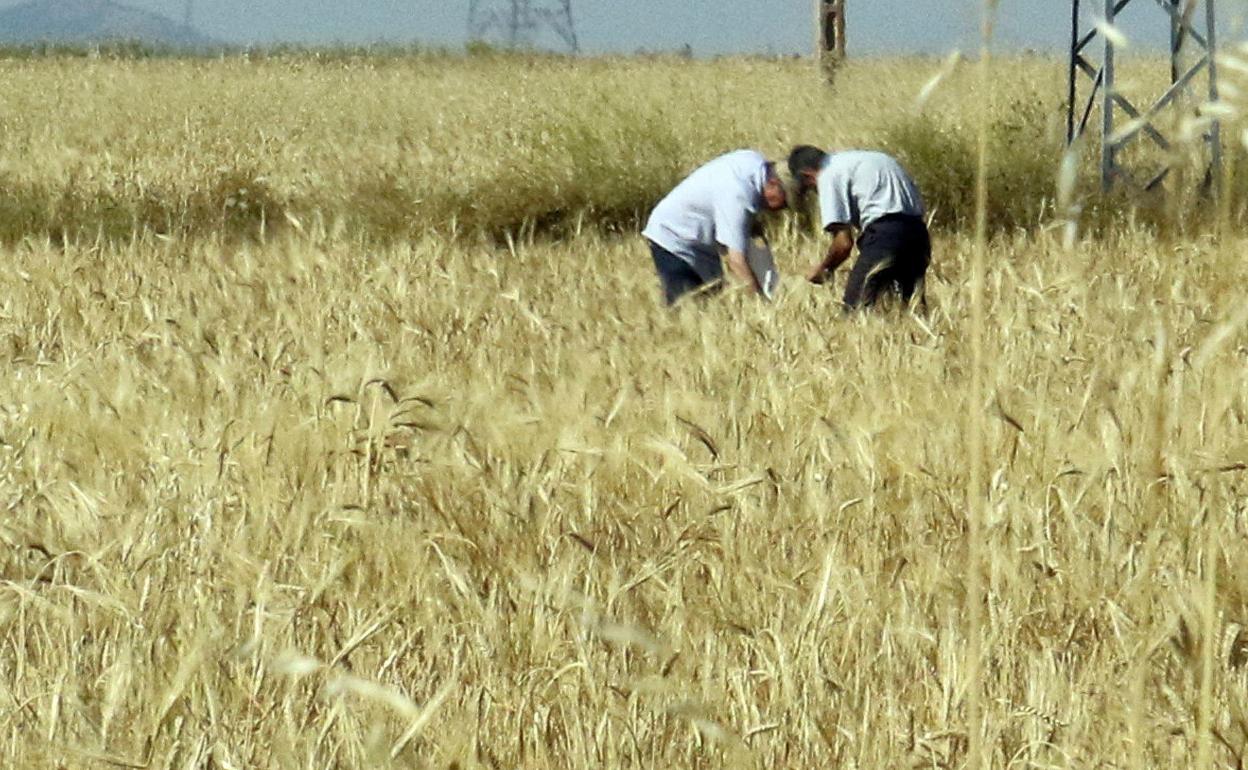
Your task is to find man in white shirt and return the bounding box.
[642,150,789,305]
[788,145,930,310]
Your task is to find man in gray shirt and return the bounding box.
[788,146,930,310]
[643,149,789,305]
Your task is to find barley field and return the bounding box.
[2,49,1248,769]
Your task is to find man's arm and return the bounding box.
[807,225,855,284]
[725,248,762,293]
[711,186,765,294]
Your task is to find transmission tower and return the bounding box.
[183,0,194,29]
[1067,0,1221,192]
[815,0,846,79]
[468,0,579,53]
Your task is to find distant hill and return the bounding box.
[0,0,219,48]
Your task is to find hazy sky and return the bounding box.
[13,0,1248,54]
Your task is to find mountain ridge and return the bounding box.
[0,0,218,47]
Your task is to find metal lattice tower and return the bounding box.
[815,0,847,79]
[468,0,579,53]
[1067,0,1221,192]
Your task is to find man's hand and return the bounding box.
[807,226,855,285]
[725,248,761,294]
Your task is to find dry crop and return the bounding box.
[1,48,1248,769]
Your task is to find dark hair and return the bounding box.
[787,145,828,179]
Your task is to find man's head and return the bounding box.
[762,162,788,211]
[788,145,829,193]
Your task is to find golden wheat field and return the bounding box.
[2,49,1248,769]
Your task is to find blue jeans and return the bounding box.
[648,240,719,306]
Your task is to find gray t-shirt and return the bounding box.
[817,150,924,231]
[643,150,767,281]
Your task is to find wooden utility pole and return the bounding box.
[816,0,846,80]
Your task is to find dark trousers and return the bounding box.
[648,240,718,306]
[844,214,931,310]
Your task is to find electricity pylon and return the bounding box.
[1067,0,1221,191]
[468,0,580,53]
[816,0,846,81]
